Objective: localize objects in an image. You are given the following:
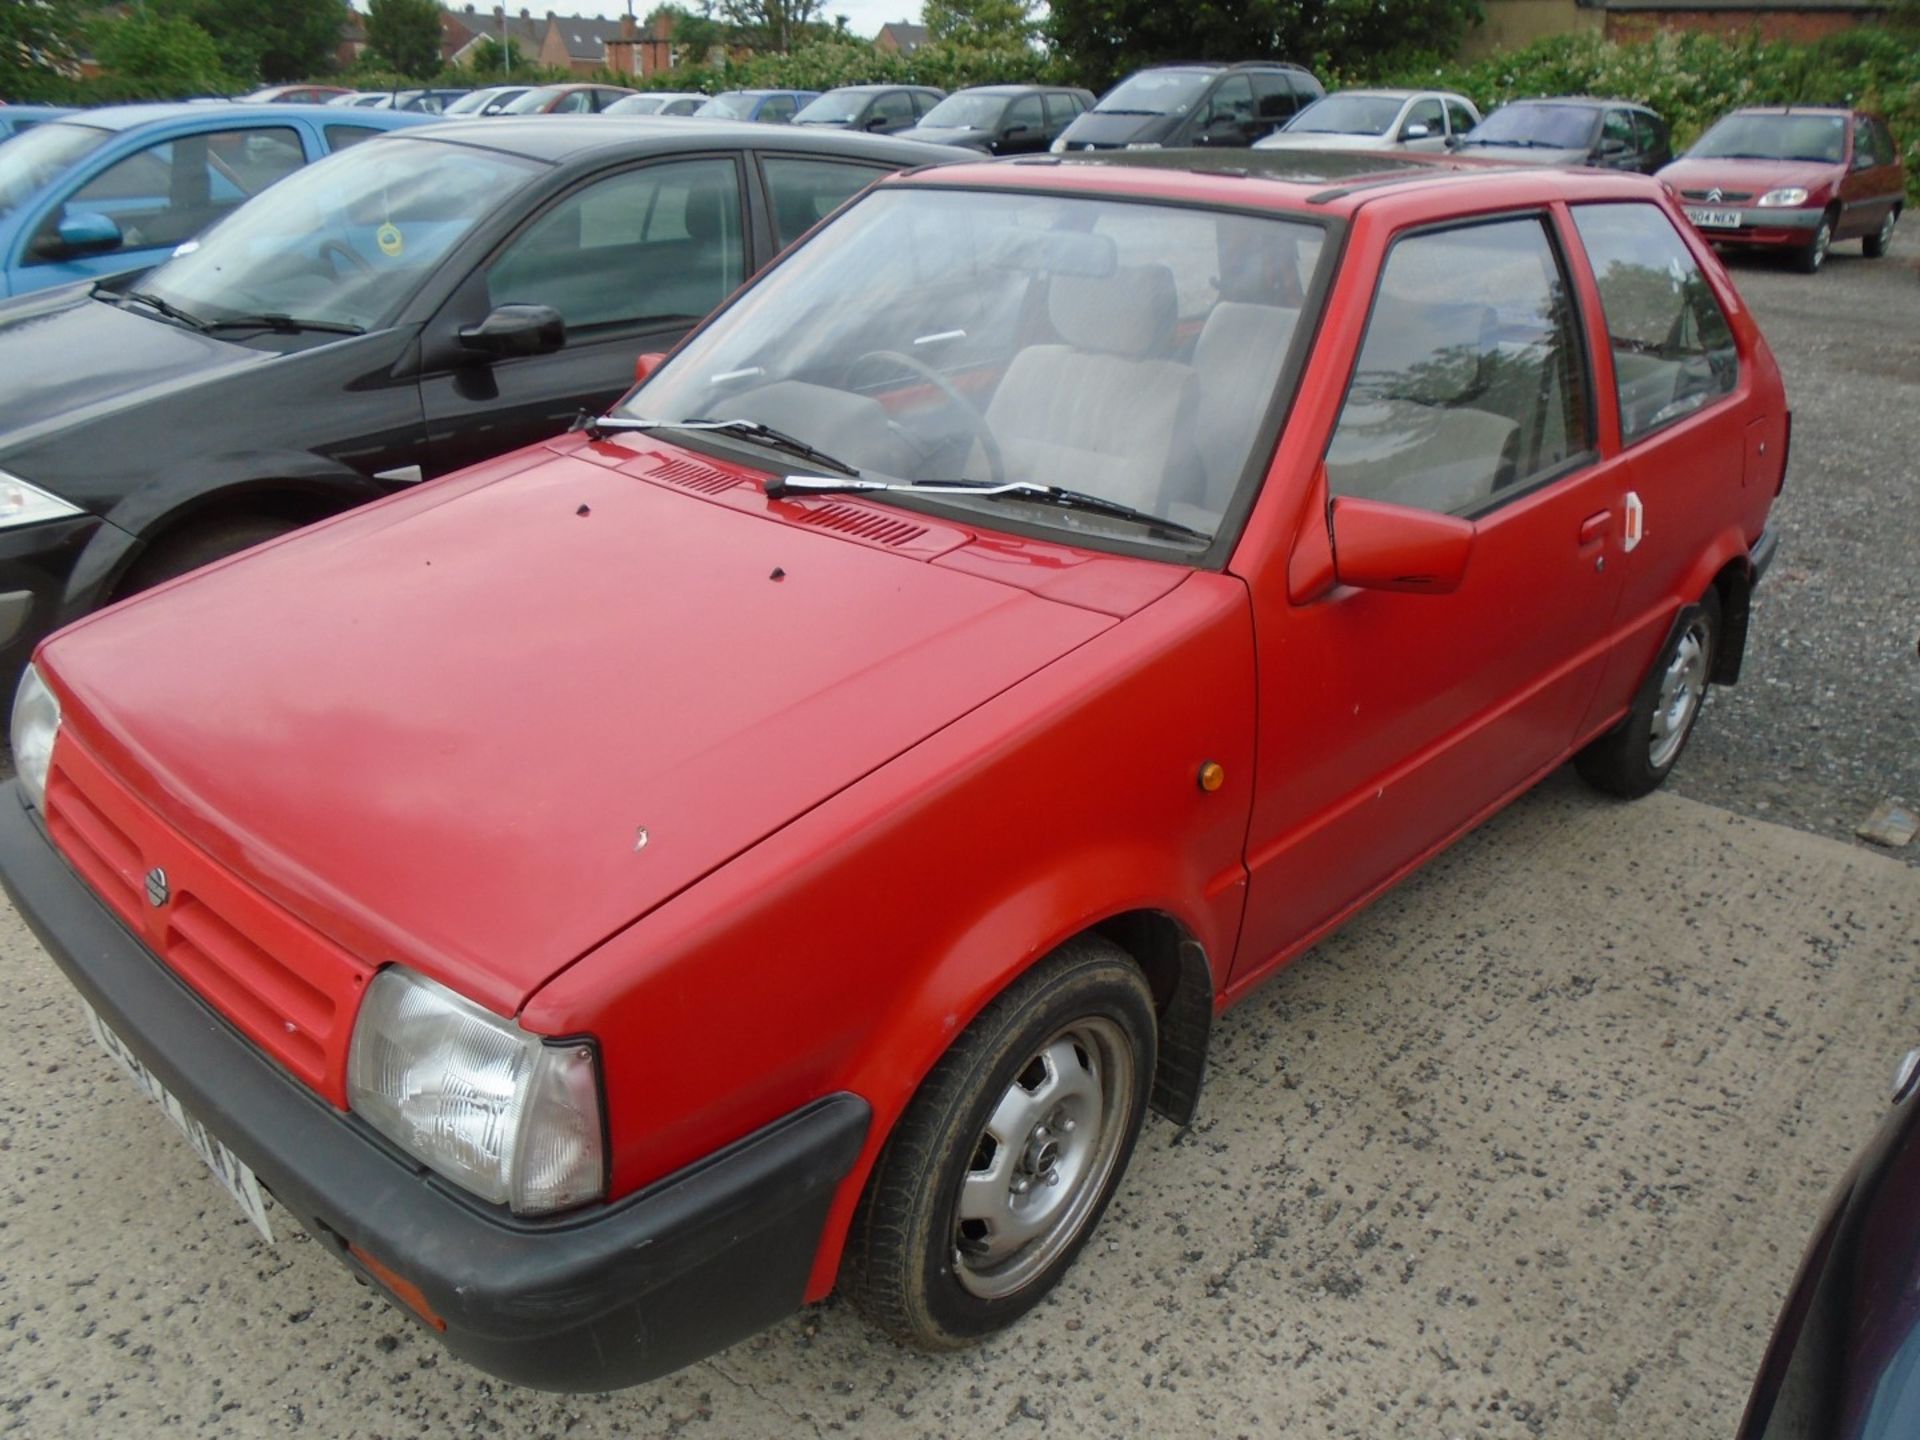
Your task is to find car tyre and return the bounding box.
[1575,588,1720,799]
[1793,212,1834,273]
[842,936,1156,1349]
[1863,207,1898,258]
[118,515,301,597]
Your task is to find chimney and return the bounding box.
[619,13,636,38]
[519,8,530,19]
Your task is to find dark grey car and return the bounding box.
[1451,97,1672,175]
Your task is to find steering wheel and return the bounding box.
[845,349,1005,486]
[317,238,373,277]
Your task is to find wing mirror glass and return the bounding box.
[458,303,565,357]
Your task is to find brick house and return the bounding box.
[875,20,928,54]
[1464,0,1887,56]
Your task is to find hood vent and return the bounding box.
[647,454,741,495]
[788,501,929,548]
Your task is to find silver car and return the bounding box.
[1256,88,1480,154]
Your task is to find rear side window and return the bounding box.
[1045,93,1077,128]
[762,156,890,250]
[1602,109,1633,152]
[488,158,745,329]
[1571,202,1738,444]
[324,124,385,152]
[911,91,938,119]
[1445,98,1476,136]
[1250,73,1295,122]
[1325,216,1593,516]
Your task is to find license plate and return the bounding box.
[1686,208,1742,230]
[83,1002,275,1243]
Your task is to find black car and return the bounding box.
[1451,97,1672,175]
[0,119,961,687]
[896,84,1096,155]
[793,85,946,136]
[1737,1049,1920,1439]
[1051,61,1322,153]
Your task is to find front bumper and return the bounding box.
[1685,205,1824,248]
[0,783,870,1391]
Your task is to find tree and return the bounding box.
[364,0,444,78]
[464,34,526,77]
[646,3,728,63]
[169,0,347,82]
[714,0,826,54]
[88,9,232,98]
[922,0,1035,49]
[1,0,87,100]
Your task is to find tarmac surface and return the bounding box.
[0,213,1916,1440]
[3,775,1917,1438]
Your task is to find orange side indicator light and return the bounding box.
[349,1244,447,1331]
[1198,761,1225,793]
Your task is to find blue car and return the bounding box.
[0,103,432,298]
[0,106,76,144]
[691,90,820,124]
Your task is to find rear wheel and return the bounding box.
[1863,207,1898,258]
[842,937,1155,1349]
[1575,588,1720,799]
[117,515,301,597]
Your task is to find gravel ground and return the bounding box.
[1668,227,1920,863]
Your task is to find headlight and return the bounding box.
[1125,141,1163,150]
[11,664,60,811]
[1757,187,1809,208]
[0,469,83,530]
[347,967,605,1215]
[1048,137,1067,154]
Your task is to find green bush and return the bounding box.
[1346,28,1920,201]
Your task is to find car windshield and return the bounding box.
[697,92,758,119]
[1094,70,1212,116]
[502,87,567,114]
[442,89,503,115]
[1688,113,1846,163]
[1467,104,1597,149]
[795,91,866,124]
[138,136,539,333]
[621,187,1327,551]
[607,95,666,114]
[918,93,1009,130]
[1285,94,1404,136]
[0,121,111,221]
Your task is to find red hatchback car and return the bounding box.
[1659,105,1905,272]
[0,151,1785,1390]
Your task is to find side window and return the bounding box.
[1633,112,1665,160]
[36,129,302,260]
[1249,74,1292,123]
[1205,75,1255,129]
[911,90,939,119]
[1445,99,1476,137]
[1325,216,1593,516]
[1044,93,1076,131]
[873,91,914,127]
[762,156,889,250]
[1571,202,1739,444]
[760,94,794,124]
[1004,95,1043,136]
[1874,119,1898,165]
[487,158,744,330]
[1601,109,1634,154]
[1402,98,1444,139]
[1852,117,1875,168]
[325,124,385,152]
[553,90,591,114]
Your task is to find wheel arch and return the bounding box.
[1707,552,1753,684]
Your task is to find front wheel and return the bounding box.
[1793,213,1834,273]
[841,937,1155,1349]
[1575,588,1720,799]
[1863,208,1898,259]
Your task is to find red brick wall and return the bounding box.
[1604,8,1871,41]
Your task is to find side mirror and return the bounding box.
[458,303,565,357]
[864,115,889,131]
[1444,133,1464,150]
[1330,496,1473,595]
[634,350,666,384]
[1003,122,1031,139]
[1402,122,1432,141]
[41,211,124,258]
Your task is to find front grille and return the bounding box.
[45,734,372,1105]
[1681,188,1754,202]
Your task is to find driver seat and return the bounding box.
[977,265,1198,511]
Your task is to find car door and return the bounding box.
[18,123,311,296]
[1396,96,1447,152]
[1565,200,1754,732]
[869,90,915,134]
[1595,108,1638,170]
[418,154,749,475]
[1248,72,1297,137]
[1235,211,1623,979]
[995,93,1046,154]
[757,152,898,252]
[1043,92,1080,147]
[1838,115,1896,239]
[1192,74,1257,147]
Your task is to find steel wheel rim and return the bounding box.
[951,1017,1135,1300]
[1811,221,1831,268]
[1649,618,1710,769]
[1879,212,1897,248]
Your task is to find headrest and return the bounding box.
[683,184,726,243]
[1049,264,1177,357]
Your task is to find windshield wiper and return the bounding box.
[124,290,210,331]
[763,475,1211,543]
[576,414,860,476]
[201,313,366,336]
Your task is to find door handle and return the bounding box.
[1578,510,1611,546]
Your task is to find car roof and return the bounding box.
[44,102,428,132]
[893,148,1665,219]
[401,114,967,167]
[1317,88,1455,101]
[821,84,938,95]
[1733,104,1854,116]
[1504,96,1651,111]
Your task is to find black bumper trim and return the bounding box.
[0,783,870,1391]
